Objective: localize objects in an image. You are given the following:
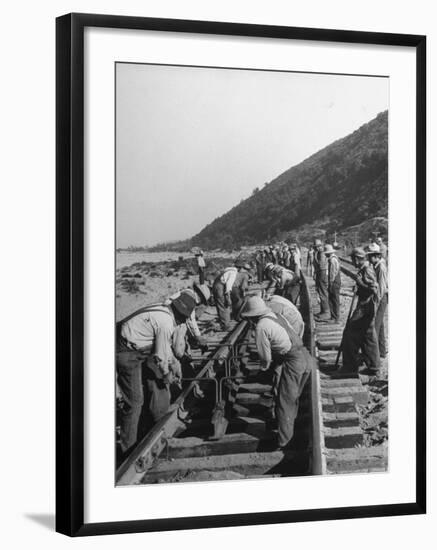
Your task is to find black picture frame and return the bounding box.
[56,12,426,537]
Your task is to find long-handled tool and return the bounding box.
[334,288,357,369]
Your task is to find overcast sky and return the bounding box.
[116,63,388,248]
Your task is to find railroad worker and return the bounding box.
[306,245,315,276]
[268,265,301,305]
[313,238,330,321]
[366,243,389,359]
[165,283,210,350]
[375,236,388,262]
[340,247,380,375]
[290,244,302,277]
[266,294,305,338]
[230,260,252,320]
[255,249,266,283]
[282,245,292,269]
[240,296,313,449]
[212,261,251,329]
[324,244,341,322]
[194,250,206,285]
[116,293,197,453]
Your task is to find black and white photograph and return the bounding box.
[115,63,389,486]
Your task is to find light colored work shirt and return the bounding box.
[373,258,388,301]
[120,306,185,373]
[255,313,292,364]
[268,295,304,338]
[197,256,206,268]
[328,254,340,285]
[220,267,238,294]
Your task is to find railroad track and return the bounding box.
[306,257,388,474]
[116,256,386,486]
[116,281,322,485]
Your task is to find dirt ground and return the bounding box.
[116,255,240,321]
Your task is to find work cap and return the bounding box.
[351,247,366,259]
[376,237,383,243]
[366,243,381,255]
[324,244,335,254]
[172,292,197,318]
[193,282,211,305]
[240,296,271,318]
[265,262,274,270]
[314,238,323,246]
[243,263,252,271]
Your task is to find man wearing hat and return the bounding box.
[116,293,197,454]
[375,237,388,262]
[367,243,389,359]
[340,247,380,375]
[324,244,341,322]
[255,249,266,283]
[241,296,313,449]
[313,238,330,320]
[165,283,211,350]
[212,261,251,329]
[194,250,206,285]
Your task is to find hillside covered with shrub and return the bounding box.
[189,111,388,249]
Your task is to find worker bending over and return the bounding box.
[212,260,251,330]
[266,294,305,338]
[340,247,380,375]
[116,293,196,454]
[241,296,313,449]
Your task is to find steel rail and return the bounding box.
[300,274,326,476]
[116,319,249,486]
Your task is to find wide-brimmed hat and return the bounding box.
[351,247,366,259]
[172,293,196,318]
[240,296,271,318]
[193,282,211,304]
[324,244,335,255]
[265,262,274,270]
[366,243,381,256]
[235,258,247,268]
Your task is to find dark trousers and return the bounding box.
[213,281,231,330]
[282,280,301,305]
[328,280,341,321]
[315,273,330,314]
[273,348,313,448]
[342,302,380,372]
[116,348,148,453]
[231,286,245,320]
[256,263,264,283]
[375,294,388,357]
[143,364,171,424]
[198,266,205,285]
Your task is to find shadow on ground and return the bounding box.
[25,513,55,531]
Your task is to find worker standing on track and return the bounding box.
[255,249,266,283]
[195,250,206,285]
[313,238,330,321]
[375,236,388,262]
[212,260,251,329]
[266,294,305,338]
[116,293,197,454]
[241,296,313,449]
[306,245,315,276]
[339,247,380,375]
[367,243,389,359]
[324,244,341,323]
[282,245,292,269]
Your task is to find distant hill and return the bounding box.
[190,111,388,249]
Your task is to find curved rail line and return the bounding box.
[116,279,322,485]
